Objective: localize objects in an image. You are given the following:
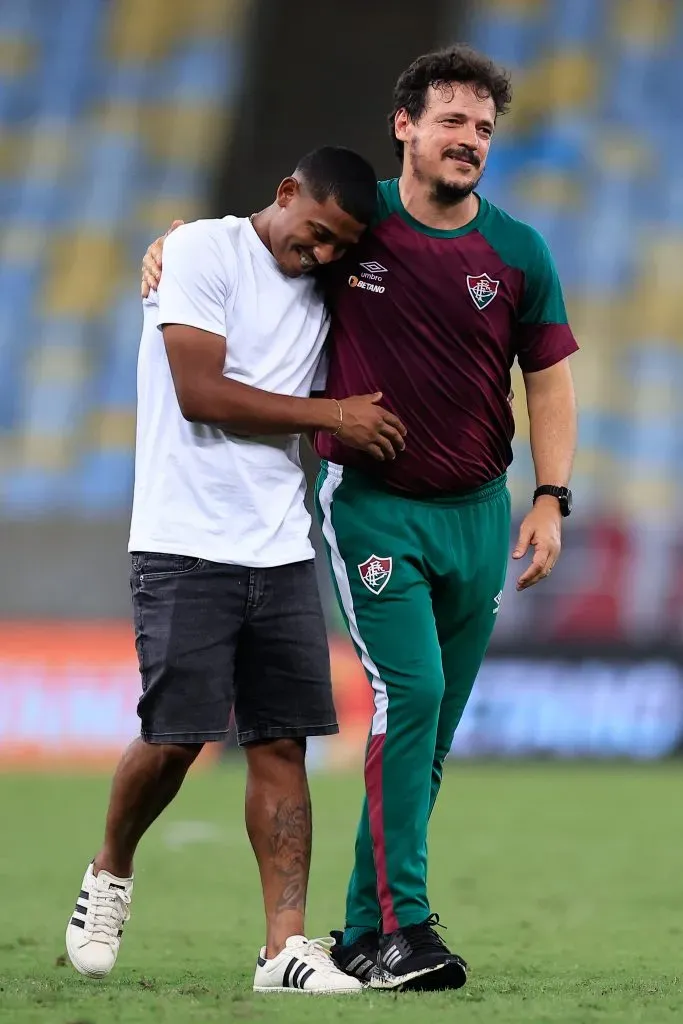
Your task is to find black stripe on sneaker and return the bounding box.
[118,929,123,938]
[75,903,88,916]
[79,890,89,901]
[292,962,307,989]
[282,958,297,988]
[70,917,85,929]
[257,955,266,968]
[298,967,315,989]
[110,883,126,890]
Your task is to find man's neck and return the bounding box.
[249,206,276,253]
[398,173,479,231]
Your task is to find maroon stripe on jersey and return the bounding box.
[516,322,579,373]
[365,733,397,932]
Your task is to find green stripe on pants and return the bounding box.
[315,460,511,933]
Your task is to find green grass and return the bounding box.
[1,762,682,1023]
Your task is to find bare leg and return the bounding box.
[93,737,202,878]
[245,738,311,958]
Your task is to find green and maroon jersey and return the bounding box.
[315,178,578,495]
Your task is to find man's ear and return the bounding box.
[276,176,300,210]
[394,108,411,145]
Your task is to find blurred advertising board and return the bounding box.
[1,623,682,768]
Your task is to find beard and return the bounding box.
[410,139,484,207]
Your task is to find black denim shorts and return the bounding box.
[130,553,338,746]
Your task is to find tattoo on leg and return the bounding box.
[269,797,311,914]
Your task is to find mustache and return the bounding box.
[443,147,480,168]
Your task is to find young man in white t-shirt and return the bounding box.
[65,148,406,994]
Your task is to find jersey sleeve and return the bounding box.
[516,227,579,373]
[157,222,230,337]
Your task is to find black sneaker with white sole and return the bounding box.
[329,929,378,984]
[370,913,468,992]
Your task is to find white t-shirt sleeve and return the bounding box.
[157,221,230,337]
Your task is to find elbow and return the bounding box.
[176,392,205,424]
[180,407,201,424]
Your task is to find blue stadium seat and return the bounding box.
[163,40,240,101]
[72,134,143,227]
[544,0,606,47]
[72,450,134,511]
[467,7,542,68]
[95,292,143,407]
[1,468,65,516]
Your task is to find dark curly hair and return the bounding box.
[389,44,512,162]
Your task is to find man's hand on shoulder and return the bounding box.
[141,219,184,298]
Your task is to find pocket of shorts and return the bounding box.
[132,552,205,581]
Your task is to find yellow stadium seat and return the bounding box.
[133,197,205,235]
[624,286,683,341]
[503,50,597,130]
[19,432,73,470]
[94,103,142,137]
[0,225,43,264]
[143,105,230,165]
[0,437,18,473]
[638,236,683,284]
[177,0,250,35]
[572,449,617,481]
[0,36,34,76]
[613,0,673,45]
[41,233,125,318]
[486,0,546,15]
[88,409,136,449]
[0,131,28,178]
[529,50,598,113]
[617,475,676,519]
[105,0,182,62]
[599,133,652,175]
[27,346,86,385]
[513,171,582,208]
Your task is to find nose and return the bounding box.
[313,243,338,265]
[456,123,479,151]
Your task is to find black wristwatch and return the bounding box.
[533,485,572,517]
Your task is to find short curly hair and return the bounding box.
[389,44,512,162]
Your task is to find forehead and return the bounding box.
[423,81,496,122]
[299,193,365,244]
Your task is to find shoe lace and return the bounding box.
[86,887,131,946]
[404,913,449,955]
[300,937,345,973]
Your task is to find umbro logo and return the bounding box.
[493,590,503,614]
[360,261,388,274]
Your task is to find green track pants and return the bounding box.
[315,460,510,932]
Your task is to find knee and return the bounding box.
[246,737,306,779]
[147,740,203,773]
[404,676,444,723]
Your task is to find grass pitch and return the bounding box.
[0,761,681,1023]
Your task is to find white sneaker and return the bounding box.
[253,935,364,994]
[65,862,133,978]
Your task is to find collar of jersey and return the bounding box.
[385,177,488,238]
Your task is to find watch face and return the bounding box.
[564,489,573,514]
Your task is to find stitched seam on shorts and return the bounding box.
[141,729,229,741]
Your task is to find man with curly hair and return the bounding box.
[142,45,578,992]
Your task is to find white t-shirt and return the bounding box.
[128,216,330,567]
